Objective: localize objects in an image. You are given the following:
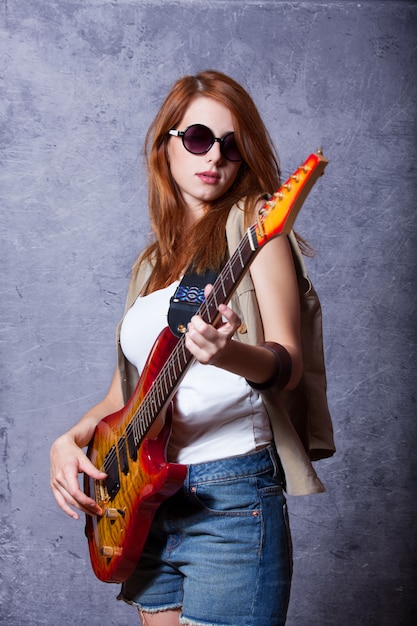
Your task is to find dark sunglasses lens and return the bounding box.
[183,125,213,154]
[222,133,242,162]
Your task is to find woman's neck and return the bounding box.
[183,202,208,229]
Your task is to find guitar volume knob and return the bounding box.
[100,545,123,558]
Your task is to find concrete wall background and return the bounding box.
[1,1,416,624]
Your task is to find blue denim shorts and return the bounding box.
[118,445,292,626]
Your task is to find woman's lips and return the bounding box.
[197,171,221,184]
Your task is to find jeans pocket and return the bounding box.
[191,476,260,516]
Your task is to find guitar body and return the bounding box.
[85,326,187,583]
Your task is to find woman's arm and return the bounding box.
[50,367,124,520]
[247,232,303,388]
[185,234,302,390]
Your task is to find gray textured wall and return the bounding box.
[1,1,416,624]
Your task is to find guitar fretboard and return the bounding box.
[127,224,258,451]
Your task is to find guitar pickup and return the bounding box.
[103,446,120,501]
[118,436,129,475]
[127,428,138,462]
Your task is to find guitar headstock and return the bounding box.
[254,150,328,245]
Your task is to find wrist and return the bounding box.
[246,342,292,393]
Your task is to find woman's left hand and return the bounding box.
[185,298,241,366]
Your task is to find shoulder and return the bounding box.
[124,258,154,312]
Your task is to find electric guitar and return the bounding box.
[84,150,329,582]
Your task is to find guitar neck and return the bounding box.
[130,230,256,437]
[129,151,328,449]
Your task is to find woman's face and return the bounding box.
[167,96,242,221]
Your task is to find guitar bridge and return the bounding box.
[94,476,108,503]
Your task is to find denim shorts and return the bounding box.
[118,445,292,626]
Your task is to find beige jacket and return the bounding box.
[116,203,335,496]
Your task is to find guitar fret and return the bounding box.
[219,273,227,298]
[154,385,161,411]
[178,340,188,370]
[222,266,233,297]
[175,343,183,367]
[133,421,140,445]
[140,412,147,435]
[171,356,178,380]
[211,288,219,312]
[203,300,212,324]
[139,409,147,434]
[230,259,240,284]
[200,298,210,323]
[237,243,244,271]
[228,257,236,283]
[237,243,245,271]
[162,373,169,396]
[149,397,158,421]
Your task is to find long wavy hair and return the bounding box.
[135,70,283,293]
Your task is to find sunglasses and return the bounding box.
[168,124,242,162]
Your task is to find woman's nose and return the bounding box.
[206,140,223,162]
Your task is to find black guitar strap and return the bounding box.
[168,267,218,337]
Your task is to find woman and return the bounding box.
[50,70,321,625]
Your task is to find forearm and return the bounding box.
[185,298,302,390]
[212,338,301,391]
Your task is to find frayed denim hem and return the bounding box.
[180,618,224,626]
[117,592,182,613]
[117,595,222,626]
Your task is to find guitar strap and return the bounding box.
[168,267,218,337]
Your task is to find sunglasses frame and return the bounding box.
[168,124,242,162]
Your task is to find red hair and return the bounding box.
[135,70,281,292]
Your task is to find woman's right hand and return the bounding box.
[50,431,107,520]
[50,368,124,520]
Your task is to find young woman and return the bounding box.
[50,70,324,625]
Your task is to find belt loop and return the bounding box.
[267,445,279,478]
[268,444,285,486]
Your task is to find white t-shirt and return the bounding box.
[120,282,273,464]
